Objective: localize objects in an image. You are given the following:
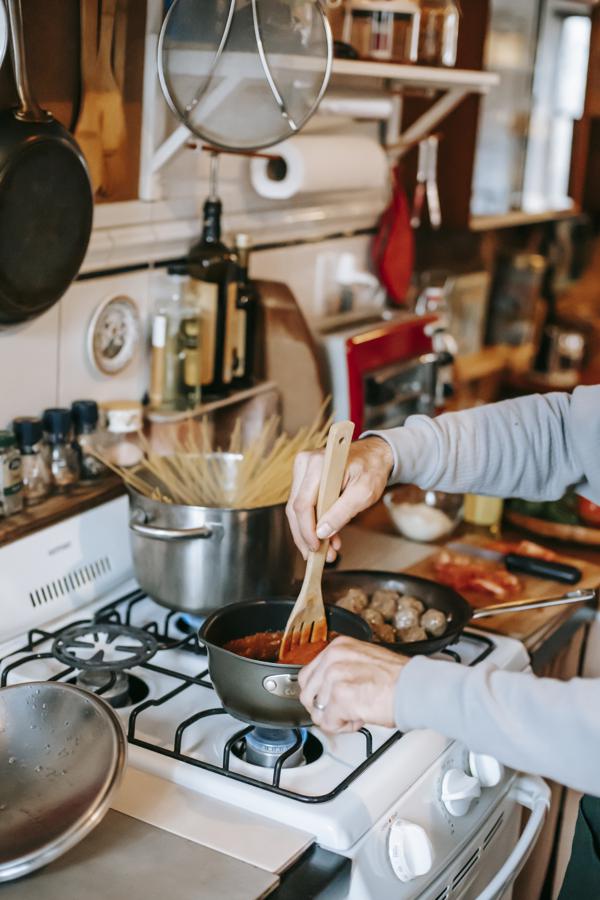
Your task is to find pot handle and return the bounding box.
[129,511,220,542]
[471,588,597,620]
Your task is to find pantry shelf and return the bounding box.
[331,60,499,156]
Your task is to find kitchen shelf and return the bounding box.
[144,380,278,424]
[331,60,498,93]
[331,60,499,158]
[470,205,581,231]
[0,477,124,548]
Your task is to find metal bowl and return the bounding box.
[0,682,127,883]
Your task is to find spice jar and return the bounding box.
[102,401,144,468]
[343,0,420,63]
[13,417,52,506]
[71,400,108,483]
[42,408,80,493]
[418,0,460,67]
[0,431,23,516]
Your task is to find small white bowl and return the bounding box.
[383,487,463,543]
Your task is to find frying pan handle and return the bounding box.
[6,0,48,122]
[471,588,597,620]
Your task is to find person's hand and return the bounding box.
[298,636,409,733]
[286,436,394,561]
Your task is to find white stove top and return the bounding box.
[0,498,533,896]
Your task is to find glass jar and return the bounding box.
[418,0,460,67]
[102,401,144,468]
[13,417,52,506]
[0,431,23,516]
[343,0,420,63]
[71,400,109,483]
[463,494,504,536]
[152,269,202,411]
[42,408,80,494]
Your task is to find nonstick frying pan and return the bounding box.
[321,570,597,657]
[199,597,372,728]
[0,0,93,325]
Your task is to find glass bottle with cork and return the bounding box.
[13,417,52,506]
[187,153,237,399]
[150,267,203,411]
[232,233,259,387]
[42,408,80,493]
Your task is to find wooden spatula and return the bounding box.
[279,420,354,661]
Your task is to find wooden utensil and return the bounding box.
[279,420,354,660]
[96,0,126,175]
[74,0,103,193]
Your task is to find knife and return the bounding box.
[447,542,582,585]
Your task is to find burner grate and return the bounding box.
[0,588,496,805]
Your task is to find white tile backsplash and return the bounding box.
[0,305,60,427]
[0,231,373,427]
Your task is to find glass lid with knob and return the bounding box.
[158,0,333,151]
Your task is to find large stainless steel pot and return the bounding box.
[128,455,297,614]
[199,598,372,727]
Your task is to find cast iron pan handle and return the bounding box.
[504,553,582,585]
[6,0,48,122]
[129,511,221,542]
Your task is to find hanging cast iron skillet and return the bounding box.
[321,570,597,657]
[0,0,93,325]
[199,597,372,728]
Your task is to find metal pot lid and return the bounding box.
[0,682,127,883]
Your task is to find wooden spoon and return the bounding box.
[279,420,354,661]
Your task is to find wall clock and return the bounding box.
[87,295,142,376]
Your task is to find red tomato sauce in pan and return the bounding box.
[223,630,338,665]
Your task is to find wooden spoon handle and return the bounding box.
[316,420,355,522]
[303,420,354,583]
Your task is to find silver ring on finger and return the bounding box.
[314,697,327,711]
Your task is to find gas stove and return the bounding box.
[0,497,549,899]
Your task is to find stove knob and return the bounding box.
[387,818,434,883]
[469,752,504,788]
[441,768,481,817]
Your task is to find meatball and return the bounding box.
[393,606,420,630]
[335,587,369,614]
[397,595,425,615]
[398,626,427,643]
[370,589,400,621]
[361,607,385,628]
[421,608,447,638]
[372,623,397,644]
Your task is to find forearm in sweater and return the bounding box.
[395,657,600,796]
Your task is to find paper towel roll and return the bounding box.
[250,135,389,200]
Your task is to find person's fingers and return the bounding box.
[286,452,318,555]
[330,534,342,552]
[292,453,324,552]
[315,472,379,540]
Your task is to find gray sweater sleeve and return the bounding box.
[366,385,600,504]
[395,657,600,795]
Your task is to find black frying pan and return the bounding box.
[0,0,93,325]
[321,570,597,656]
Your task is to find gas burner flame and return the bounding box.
[52,623,158,671]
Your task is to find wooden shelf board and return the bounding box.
[470,205,581,231]
[0,477,125,548]
[332,59,499,93]
[145,381,279,424]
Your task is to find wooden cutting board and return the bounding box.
[404,534,600,648]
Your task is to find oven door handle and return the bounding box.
[476,774,551,900]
